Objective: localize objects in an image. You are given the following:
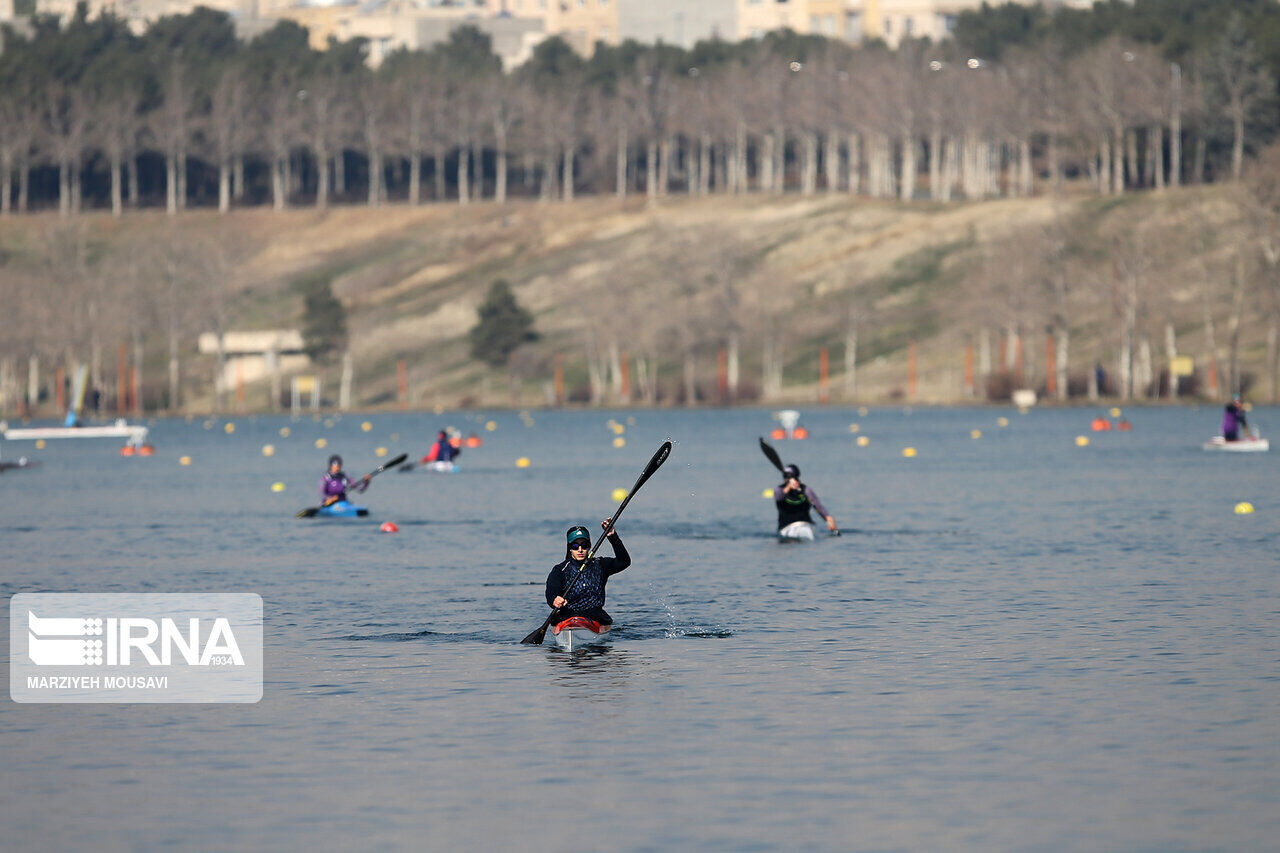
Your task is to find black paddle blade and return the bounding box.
[521,613,555,645]
[759,437,785,474]
[378,453,409,472]
[296,507,319,518]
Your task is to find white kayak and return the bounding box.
[548,616,611,651]
[423,461,459,473]
[1203,435,1269,452]
[778,521,816,542]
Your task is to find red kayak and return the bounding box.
[550,616,611,651]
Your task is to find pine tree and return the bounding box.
[469,279,537,368]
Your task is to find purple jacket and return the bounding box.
[1222,402,1248,436]
[320,471,367,501]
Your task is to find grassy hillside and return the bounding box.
[4,185,1270,411]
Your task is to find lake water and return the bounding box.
[2,405,1277,850]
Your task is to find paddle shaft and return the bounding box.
[522,440,672,644]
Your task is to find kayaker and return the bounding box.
[545,519,630,626]
[320,454,369,506]
[423,430,460,465]
[1222,394,1249,441]
[776,464,839,534]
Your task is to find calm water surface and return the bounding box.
[2,406,1277,850]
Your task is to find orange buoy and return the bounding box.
[465,435,482,448]
[380,521,399,534]
[792,426,809,440]
[770,427,787,440]
[138,445,156,456]
[1091,418,1111,432]
[1116,420,1132,432]
[120,445,136,457]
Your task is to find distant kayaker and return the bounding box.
[422,430,459,466]
[320,454,369,506]
[776,464,839,535]
[1222,394,1250,441]
[545,519,630,626]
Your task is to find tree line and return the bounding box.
[1,0,1278,216]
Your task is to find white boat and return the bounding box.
[778,521,816,542]
[1203,435,1269,452]
[549,616,611,651]
[1,418,148,447]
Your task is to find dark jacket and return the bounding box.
[775,481,829,529]
[544,534,630,623]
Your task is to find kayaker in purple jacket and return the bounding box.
[545,519,630,625]
[1222,395,1249,441]
[320,455,368,505]
[776,464,839,534]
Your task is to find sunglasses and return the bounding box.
[569,541,590,550]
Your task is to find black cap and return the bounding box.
[783,464,800,479]
[328,454,343,467]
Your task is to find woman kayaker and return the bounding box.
[320,454,369,506]
[776,464,839,534]
[545,519,630,625]
[1222,394,1249,441]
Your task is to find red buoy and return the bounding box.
[465,435,482,448]
[120,445,136,457]
[138,445,156,456]
[792,426,810,439]
[380,521,399,534]
[770,427,787,440]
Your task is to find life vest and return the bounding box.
[777,484,814,528]
[554,557,608,612]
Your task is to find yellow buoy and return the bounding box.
[1234,501,1254,515]
[486,420,497,432]
[375,447,388,457]
[971,429,982,439]
[224,422,235,434]
[997,417,1009,427]
[516,457,531,468]
[612,488,628,502]
[35,439,46,449]
[612,423,625,435]
[271,482,286,493]
[856,436,870,447]
[361,421,373,432]
[612,436,626,448]
[902,447,917,458]
[1110,407,1122,418]
[858,406,868,416]
[262,444,275,457]
[179,455,192,466]
[849,423,860,433]
[763,488,775,499]
[1075,436,1090,447]
[279,427,291,438]
[314,438,328,449]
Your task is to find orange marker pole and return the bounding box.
[907,340,918,400]
[1046,334,1057,397]
[964,344,975,397]
[717,348,728,402]
[117,343,128,414]
[819,347,829,403]
[131,367,140,415]
[554,354,564,406]
[620,354,631,402]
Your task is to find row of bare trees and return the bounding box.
[0,21,1273,217]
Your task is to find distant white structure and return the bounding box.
[197,330,310,393]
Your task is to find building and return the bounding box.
[197,330,310,393]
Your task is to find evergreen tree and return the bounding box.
[298,275,347,364]
[468,279,537,369]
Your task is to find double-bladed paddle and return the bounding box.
[296,453,408,518]
[521,440,673,645]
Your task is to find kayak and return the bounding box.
[0,457,38,472]
[1203,435,1269,452]
[315,500,369,518]
[422,461,458,473]
[778,521,816,542]
[549,616,611,651]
